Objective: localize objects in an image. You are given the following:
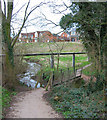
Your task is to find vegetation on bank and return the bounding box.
[15,42,96,77]
[1,87,17,118]
[45,77,105,118]
[15,42,85,54]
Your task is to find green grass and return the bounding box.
[82,64,97,76]
[1,87,17,118]
[16,42,93,75]
[24,54,91,74]
[20,42,95,76]
[2,88,17,108]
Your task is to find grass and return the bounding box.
[45,83,105,118]
[82,64,97,76]
[23,54,91,75]
[1,86,17,118]
[16,42,94,75]
[15,42,85,54]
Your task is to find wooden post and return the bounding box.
[42,73,45,80]
[60,69,63,83]
[72,54,75,75]
[68,68,70,79]
[52,71,54,86]
[50,55,54,69]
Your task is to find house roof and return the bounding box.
[37,31,50,33]
[21,32,35,35]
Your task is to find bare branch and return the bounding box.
[24,0,30,19]
[63,2,69,9]
[12,3,26,19]
[40,12,59,26]
[11,1,50,47]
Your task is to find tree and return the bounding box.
[1,0,49,88]
[60,2,107,77]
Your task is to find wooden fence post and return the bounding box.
[72,54,76,75]
[50,55,54,69]
[67,68,70,79]
[52,71,54,86]
[60,69,63,83]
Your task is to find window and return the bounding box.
[67,34,70,37]
[24,35,27,38]
[31,34,33,38]
[40,33,43,37]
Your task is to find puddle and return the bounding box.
[19,62,41,88]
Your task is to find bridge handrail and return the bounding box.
[0,52,87,57]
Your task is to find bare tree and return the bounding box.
[1,0,50,88]
[2,0,50,64]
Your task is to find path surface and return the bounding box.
[6,88,61,118]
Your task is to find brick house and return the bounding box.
[60,31,79,42]
[60,32,71,42]
[21,32,35,43]
[37,31,58,42]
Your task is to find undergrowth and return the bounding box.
[45,77,105,118]
[1,87,17,118]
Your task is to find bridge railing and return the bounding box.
[0,52,87,74]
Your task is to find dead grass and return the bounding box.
[15,42,85,54]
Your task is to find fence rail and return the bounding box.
[0,52,86,57]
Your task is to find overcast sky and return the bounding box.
[2,0,103,36]
[10,0,71,36]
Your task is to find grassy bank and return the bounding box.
[15,42,85,54]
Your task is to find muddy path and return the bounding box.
[6,88,62,118]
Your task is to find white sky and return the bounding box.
[11,0,71,36]
[2,0,103,37]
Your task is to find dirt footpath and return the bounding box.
[6,88,61,118]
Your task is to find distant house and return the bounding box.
[21,32,35,43]
[60,30,79,42]
[37,31,58,42]
[71,28,79,42]
[60,32,71,42]
[20,29,79,43]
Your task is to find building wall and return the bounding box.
[60,32,79,42]
[37,31,58,42]
[21,32,35,43]
[60,32,68,38]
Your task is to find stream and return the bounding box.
[18,62,41,88]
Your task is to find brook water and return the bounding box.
[18,62,41,88]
